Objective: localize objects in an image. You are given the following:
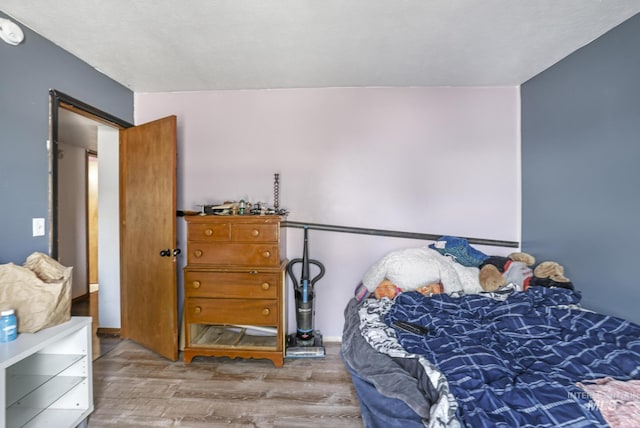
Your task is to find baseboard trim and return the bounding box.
[72,293,90,303]
[97,327,120,337]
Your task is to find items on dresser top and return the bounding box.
[189,198,288,216]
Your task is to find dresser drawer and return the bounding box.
[184,270,279,299]
[188,243,280,266]
[187,222,230,242]
[231,223,278,242]
[186,298,278,325]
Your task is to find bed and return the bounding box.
[341,240,640,428]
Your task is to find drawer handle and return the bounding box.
[192,280,201,289]
[204,228,214,236]
[262,308,271,316]
[194,249,203,258]
[194,306,202,314]
[262,250,271,259]
[251,229,260,237]
[261,282,270,290]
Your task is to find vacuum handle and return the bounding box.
[307,259,325,286]
[286,258,325,287]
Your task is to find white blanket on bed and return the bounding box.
[362,246,483,294]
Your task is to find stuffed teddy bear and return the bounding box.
[416,282,444,296]
[530,261,574,290]
[372,278,444,300]
[478,252,535,292]
[373,279,400,299]
[478,252,574,291]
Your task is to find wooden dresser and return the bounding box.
[183,215,287,367]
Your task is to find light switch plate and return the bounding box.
[33,218,45,236]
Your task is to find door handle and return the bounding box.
[160,249,171,257]
[160,248,181,257]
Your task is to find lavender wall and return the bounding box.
[136,87,520,338]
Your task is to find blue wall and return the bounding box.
[521,13,640,323]
[0,12,133,263]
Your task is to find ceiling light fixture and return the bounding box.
[0,18,25,46]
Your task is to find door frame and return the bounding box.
[49,89,133,259]
[50,92,180,359]
[87,151,99,290]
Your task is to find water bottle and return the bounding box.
[0,309,18,342]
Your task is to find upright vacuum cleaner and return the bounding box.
[285,226,326,358]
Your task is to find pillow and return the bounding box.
[362,247,441,292]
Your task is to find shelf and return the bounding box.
[1,317,93,428]
[6,354,85,406]
[21,409,88,428]
[6,376,86,427]
[191,324,277,350]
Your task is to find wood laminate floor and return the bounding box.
[89,341,363,427]
[72,293,364,427]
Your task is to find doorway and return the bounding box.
[57,112,101,300]
[50,91,180,361]
[50,90,133,334]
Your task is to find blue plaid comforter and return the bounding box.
[384,287,640,428]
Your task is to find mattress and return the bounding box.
[341,286,640,427]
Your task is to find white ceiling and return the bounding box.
[3,1,640,92]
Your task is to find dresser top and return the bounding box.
[184,214,286,224]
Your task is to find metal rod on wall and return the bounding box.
[281,221,519,248]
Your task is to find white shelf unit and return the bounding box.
[0,317,93,428]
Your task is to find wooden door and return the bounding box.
[120,116,178,361]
